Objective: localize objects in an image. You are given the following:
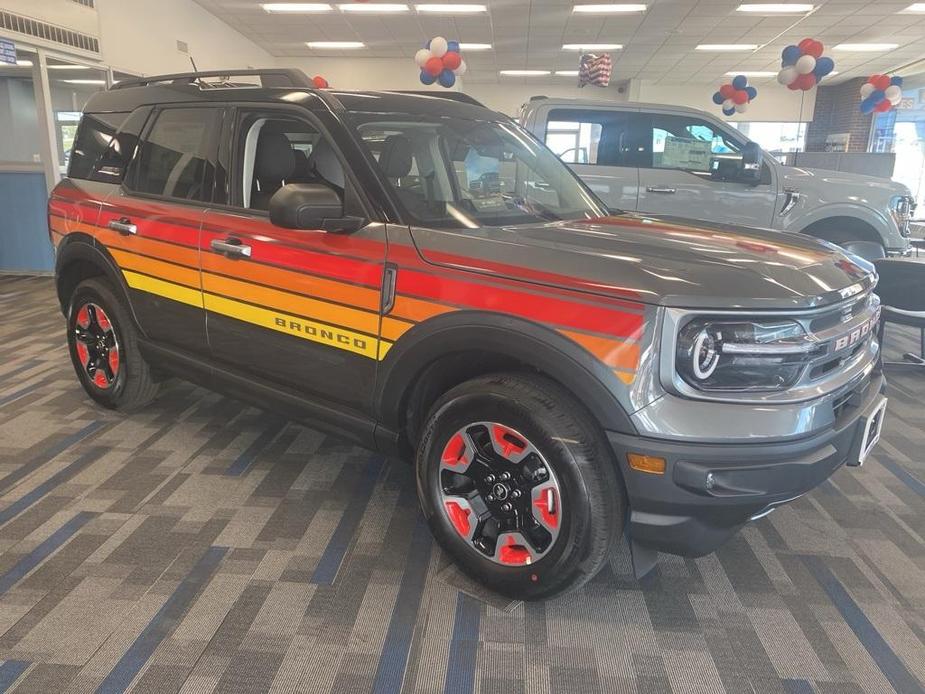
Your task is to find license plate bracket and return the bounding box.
[857,397,888,466]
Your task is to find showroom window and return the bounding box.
[544,108,637,167]
[870,74,925,212]
[129,108,221,202]
[729,122,807,155]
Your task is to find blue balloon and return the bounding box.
[871,89,885,102]
[732,74,747,90]
[860,96,876,114]
[712,91,725,105]
[723,106,736,116]
[745,86,757,100]
[438,69,456,88]
[781,45,801,66]
[420,69,436,85]
[890,75,903,87]
[814,56,835,77]
[447,40,460,53]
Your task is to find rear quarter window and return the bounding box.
[68,112,128,180]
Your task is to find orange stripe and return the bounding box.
[381,316,415,342]
[560,329,640,372]
[201,253,380,312]
[615,370,635,385]
[392,295,454,323]
[96,229,200,268]
[110,249,201,289]
[202,272,380,336]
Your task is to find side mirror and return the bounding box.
[269,183,365,233]
[710,142,763,185]
[738,142,764,184]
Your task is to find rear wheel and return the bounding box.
[66,278,159,411]
[416,373,624,600]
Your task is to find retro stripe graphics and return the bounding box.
[49,197,647,381]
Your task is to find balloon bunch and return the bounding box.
[859,75,904,114]
[414,37,467,88]
[712,75,757,116]
[777,38,835,91]
[311,75,329,88]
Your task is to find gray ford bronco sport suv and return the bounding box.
[50,69,887,599]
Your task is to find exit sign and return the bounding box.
[0,38,15,66]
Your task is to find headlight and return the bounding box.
[676,318,820,392]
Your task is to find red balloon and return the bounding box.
[424,56,444,76]
[733,89,748,105]
[787,80,800,90]
[312,75,328,88]
[719,83,735,99]
[871,74,891,91]
[442,51,462,71]
[795,73,817,90]
[798,38,815,53]
[875,99,892,112]
[807,40,824,58]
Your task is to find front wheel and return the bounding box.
[415,373,625,600]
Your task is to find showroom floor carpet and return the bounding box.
[0,274,922,694]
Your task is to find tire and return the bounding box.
[66,278,159,411]
[415,372,625,600]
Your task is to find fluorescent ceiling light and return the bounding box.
[262,2,332,11]
[459,43,492,50]
[696,44,758,51]
[736,3,813,12]
[48,64,93,70]
[555,70,580,75]
[338,3,408,11]
[306,41,366,48]
[15,59,33,67]
[725,70,777,76]
[834,43,898,51]
[500,69,551,76]
[61,79,106,85]
[415,3,486,12]
[902,3,925,10]
[562,43,623,50]
[572,4,647,12]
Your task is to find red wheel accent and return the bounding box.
[441,432,469,467]
[93,370,109,388]
[95,308,112,331]
[76,305,90,328]
[492,424,526,459]
[75,342,90,367]
[498,537,532,565]
[108,346,120,374]
[444,500,471,537]
[533,487,559,529]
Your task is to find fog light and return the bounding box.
[627,453,666,475]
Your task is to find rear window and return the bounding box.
[68,112,128,180]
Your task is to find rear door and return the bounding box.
[201,106,387,412]
[539,105,642,211]
[98,106,223,356]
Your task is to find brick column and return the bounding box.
[805,78,873,152]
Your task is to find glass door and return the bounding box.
[871,73,925,216]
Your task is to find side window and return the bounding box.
[647,114,742,174]
[87,107,151,184]
[67,113,128,180]
[544,108,635,167]
[128,108,221,202]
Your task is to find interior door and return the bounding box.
[541,106,642,211]
[202,109,386,411]
[98,106,222,356]
[636,112,777,228]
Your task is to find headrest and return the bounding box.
[292,149,311,178]
[255,131,295,182]
[308,138,345,190]
[378,135,413,179]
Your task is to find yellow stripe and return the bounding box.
[123,270,204,308]
[203,293,388,360]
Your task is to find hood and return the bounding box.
[780,165,910,199]
[414,213,875,310]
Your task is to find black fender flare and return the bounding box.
[374,310,638,436]
[55,234,144,333]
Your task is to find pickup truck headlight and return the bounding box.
[676,318,819,392]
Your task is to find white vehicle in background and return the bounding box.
[520,97,915,256]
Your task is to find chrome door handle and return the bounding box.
[210,238,252,258]
[108,218,137,235]
[646,187,676,194]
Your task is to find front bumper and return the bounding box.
[608,370,886,557]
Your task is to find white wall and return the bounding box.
[95,0,276,76]
[631,80,816,123]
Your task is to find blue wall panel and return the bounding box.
[0,172,53,273]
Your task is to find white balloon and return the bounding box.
[735,102,748,113]
[795,54,816,75]
[454,59,467,76]
[859,82,875,99]
[723,98,735,110]
[777,66,798,85]
[885,84,902,104]
[430,36,448,58]
[415,48,432,67]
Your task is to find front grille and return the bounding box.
[803,291,879,384]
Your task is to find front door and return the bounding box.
[98,106,222,356]
[202,108,386,412]
[636,112,777,229]
[541,106,642,211]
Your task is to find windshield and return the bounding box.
[349,113,608,229]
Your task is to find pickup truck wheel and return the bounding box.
[66,278,159,411]
[416,373,624,600]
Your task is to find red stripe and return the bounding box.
[396,269,643,338]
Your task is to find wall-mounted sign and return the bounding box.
[0,38,16,66]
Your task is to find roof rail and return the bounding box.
[395,91,486,107]
[110,68,314,91]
